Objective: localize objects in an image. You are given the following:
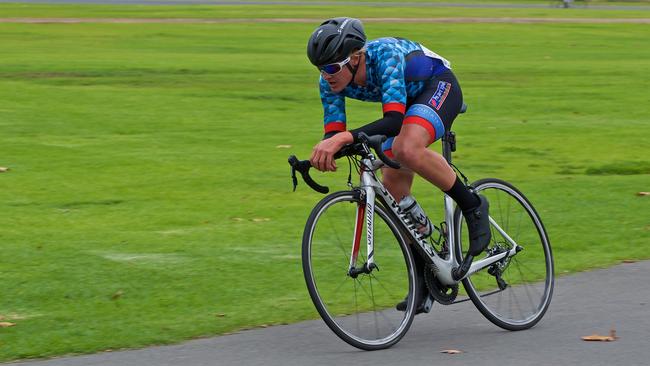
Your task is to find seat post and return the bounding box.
[442,131,455,164]
[443,103,465,164]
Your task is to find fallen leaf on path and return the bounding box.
[440,349,463,354]
[581,334,615,341]
[0,167,9,173]
[0,322,15,328]
[582,328,618,342]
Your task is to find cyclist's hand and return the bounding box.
[310,132,353,172]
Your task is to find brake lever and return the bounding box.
[291,165,298,192]
[357,133,401,169]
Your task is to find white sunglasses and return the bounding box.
[319,56,351,75]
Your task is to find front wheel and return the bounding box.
[454,178,554,330]
[302,191,417,350]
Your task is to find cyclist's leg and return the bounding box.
[380,165,414,204]
[392,127,456,190]
[380,140,428,313]
[393,71,490,257]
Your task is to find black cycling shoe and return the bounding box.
[395,295,427,314]
[462,194,491,256]
[395,283,429,314]
[396,251,431,314]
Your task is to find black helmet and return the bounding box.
[307,17,366,67]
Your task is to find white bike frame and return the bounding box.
[349,156,522,286]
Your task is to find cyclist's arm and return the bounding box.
[320,77,347,139]
[312,77,353,171]
[348,109,404,141]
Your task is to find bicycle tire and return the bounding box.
[302,190,417,350]
[453,178,554,331]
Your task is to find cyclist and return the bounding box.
[306,18,491,312]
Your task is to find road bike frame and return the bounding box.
[350,150,523,287]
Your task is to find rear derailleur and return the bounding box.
[487,243,510,290]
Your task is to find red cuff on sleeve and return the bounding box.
[382,102,406,114]
[324,122,346,134]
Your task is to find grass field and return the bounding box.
[0,2,649,362]
[1,1,650,19]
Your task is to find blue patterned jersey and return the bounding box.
[320,37,451,135]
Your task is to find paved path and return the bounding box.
[8,260,650,366]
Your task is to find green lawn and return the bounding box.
[0,4,649,362]
[1,2,650,19]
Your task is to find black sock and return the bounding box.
[444,177,480,211]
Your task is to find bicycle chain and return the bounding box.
[424,263,458,305]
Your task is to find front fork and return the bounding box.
[348,188,377,278]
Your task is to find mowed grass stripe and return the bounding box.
[1,3,650,19]
[1,17,650,23]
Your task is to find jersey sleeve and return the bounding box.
[376,45,407,115]
[319,76,347,135]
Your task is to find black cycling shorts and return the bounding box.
[383,70,463,157]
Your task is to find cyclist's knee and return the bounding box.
[392,138,425,168]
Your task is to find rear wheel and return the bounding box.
[454,178,554,330]
[302,191,417,350]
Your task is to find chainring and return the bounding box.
[424,263,458,305]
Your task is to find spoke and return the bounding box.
[513,201,526,246]
[324,207,352,262]
[495,189,508,234]
[369,272,404,304]
[510,280,524,320]
[510,257,545,282]
[329,275,353,299]
[514,260,543,314]
[505,189,512,234]
[369,275,380,339]
[496,189,506,234]
[355,276,399,335]
[354,275,374,299]
[495,278,503,313]
[354,274,360,335]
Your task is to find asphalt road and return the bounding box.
[8,260,650,366]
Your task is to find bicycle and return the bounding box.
[288,106,554,350]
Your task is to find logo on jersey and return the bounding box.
[428,81,451,110]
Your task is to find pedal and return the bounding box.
[452,254,474,281]
[495,272,508,290]
[421,294,435,313]
[496,277,508,290]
